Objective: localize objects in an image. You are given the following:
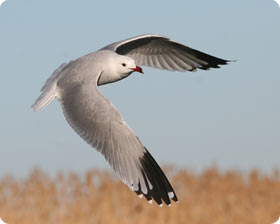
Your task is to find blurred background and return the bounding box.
[0,0,280,223]
[0,0,280,177]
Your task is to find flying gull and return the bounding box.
[32,34,229,206]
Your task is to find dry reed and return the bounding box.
[1,167,280,224]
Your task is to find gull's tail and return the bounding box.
[32,84,57,111]
[32,62,69,111]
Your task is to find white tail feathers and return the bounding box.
[32,62,70,111]
[32,85,57,111]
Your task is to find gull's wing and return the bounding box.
[101,34,228,71]
[59,79,178,206]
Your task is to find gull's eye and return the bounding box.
[122,63,126,67]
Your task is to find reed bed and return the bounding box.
[1,167,280,224]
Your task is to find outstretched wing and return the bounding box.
[101,34,228,71]
[59,79,178,206]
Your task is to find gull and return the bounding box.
[32,34,229,206]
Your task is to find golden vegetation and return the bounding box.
[1,167,280,224]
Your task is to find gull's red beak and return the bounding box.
[132,65,144,74]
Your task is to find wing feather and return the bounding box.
[168,52,193,71]
[59,81,177,205]
[151,54,164,70]
[101,34,229,72]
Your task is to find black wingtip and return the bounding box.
[171,41,233,70]
[135,148,178,206]
[198,56,230,70]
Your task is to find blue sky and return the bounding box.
[0,0,279,177]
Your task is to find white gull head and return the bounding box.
[97,51,143,86]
